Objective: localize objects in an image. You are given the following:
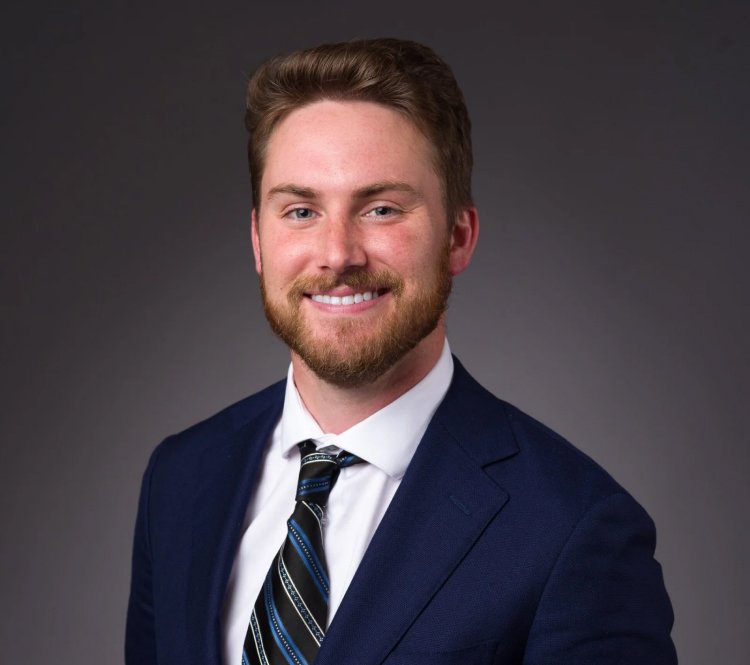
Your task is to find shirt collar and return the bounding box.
[278,339,454,479]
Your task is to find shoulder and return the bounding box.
[441,357,637,522]
[424,359,676,661]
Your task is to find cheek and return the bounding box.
[373,229,447,274]
[369,227,423,264]
[260,234,311,280]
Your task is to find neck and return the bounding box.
[291,323,446,434]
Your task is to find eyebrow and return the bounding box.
[355,181,420,198]
[266,184,317,200]
[265,180,421,202]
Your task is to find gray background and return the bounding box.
[2,1,748,662]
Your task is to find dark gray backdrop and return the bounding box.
[2,1,748,662]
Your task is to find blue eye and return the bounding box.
[289,208,314,219]
[366,206,396,218]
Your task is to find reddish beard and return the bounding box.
[259,249,452,388]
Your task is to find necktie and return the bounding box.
[243,440,363,665]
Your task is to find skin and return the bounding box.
[252,100,478,433]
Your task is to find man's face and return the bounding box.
[252,100,472,387]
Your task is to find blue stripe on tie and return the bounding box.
[249,611,270,665]
[296,482,331,497]
[242,649,250,665]
[264,575,308,665]
[279,555,325,644]
[288,518,329,599]
[297,478,331,490]
[298,477,327,485]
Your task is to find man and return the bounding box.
[126,39,676,664]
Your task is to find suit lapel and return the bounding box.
[318,360,519,665]
[186,393,284,664]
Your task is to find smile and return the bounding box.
[309,290,385,306]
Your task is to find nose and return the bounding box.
[318,215,367,273]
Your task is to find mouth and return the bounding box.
[306,288,389,306]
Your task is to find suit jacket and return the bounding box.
[126,357,677,664]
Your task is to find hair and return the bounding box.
[245,38,473,224]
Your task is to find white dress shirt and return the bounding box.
[221,340,454,664]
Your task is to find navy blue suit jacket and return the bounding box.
[126,358,676,664]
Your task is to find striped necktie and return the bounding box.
[243,440,363,665]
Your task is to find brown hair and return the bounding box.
[245,38,473,224]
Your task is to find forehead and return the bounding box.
[261,100,440,198]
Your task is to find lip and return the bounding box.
[304,286,387,297]
[304,289,390,313]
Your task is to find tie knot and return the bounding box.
[295,440,363,505]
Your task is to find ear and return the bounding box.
[251,208,262,275]
[448,207,479,276]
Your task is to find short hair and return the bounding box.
[245,38,473,224]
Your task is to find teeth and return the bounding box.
[311,290,380,305]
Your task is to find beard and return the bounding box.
[260,247,452,388]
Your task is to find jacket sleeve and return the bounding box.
[523,492,677,664]
[125,448,160,664]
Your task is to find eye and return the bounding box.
[364,206,398,219]
[286,207,316,220]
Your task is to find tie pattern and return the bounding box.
[243,440,363,665]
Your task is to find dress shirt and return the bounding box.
[221,340,454,664]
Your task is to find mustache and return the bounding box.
[287,269,404,302]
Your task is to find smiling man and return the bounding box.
[126,39,676,665]
[255,98,469,413]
